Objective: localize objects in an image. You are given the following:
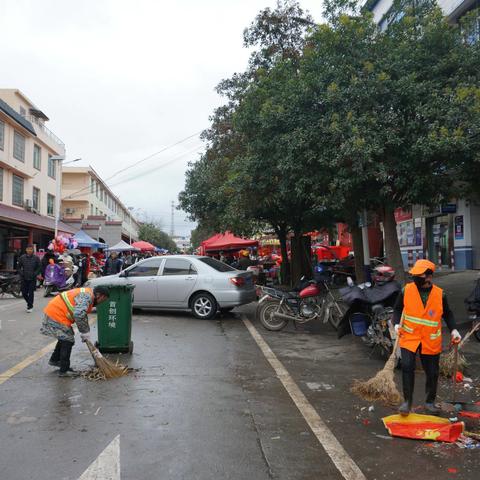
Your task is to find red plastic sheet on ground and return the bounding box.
[383,414,464,443]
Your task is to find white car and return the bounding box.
[87,255,256,319]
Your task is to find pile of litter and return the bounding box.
[81,364,129,382]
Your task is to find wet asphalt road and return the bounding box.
[0,292,479,479]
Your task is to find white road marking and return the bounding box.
[79,435,120,480]
[242,317,367,480]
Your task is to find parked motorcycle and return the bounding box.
[465,276,480,342]
[256,266,346,331]
[43,262,77,297]
[338,266,401,359]
[0,271,22,298]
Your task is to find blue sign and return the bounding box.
[441,204,457,214]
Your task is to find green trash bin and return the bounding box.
[95,283,135,354]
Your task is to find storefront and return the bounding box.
[0,203,75,270]
[396,200,480,270]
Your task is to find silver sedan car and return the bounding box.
[87,255,256,319]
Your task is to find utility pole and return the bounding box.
[170,201,175,238]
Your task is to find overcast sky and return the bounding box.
[0,0,324,237]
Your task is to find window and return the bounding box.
[90,203,94,215]
[13,131,25,162]
[33,144,41,170]
[95,207,98,215]
[47,193,55,215]
[127,259,163,277]
[163,259,196,276]
[199,257,235,272]
[19,106,26,117]
[48,154,56,179]
[90,178,95,194]
[32,187,40,211]
[95,183,99,198]
[12,175,24,206]
[0,168,3,201]
[0,120,4,150]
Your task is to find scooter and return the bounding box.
[43,263,77,297]
[337,266,401,360]
[465,277,480,342]
[0,271,22,298]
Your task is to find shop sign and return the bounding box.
[394,207,412,223]
[455,215,464,240]
[441,203,457,214]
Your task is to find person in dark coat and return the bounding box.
[17,245,41,312]
[103,252,123,276]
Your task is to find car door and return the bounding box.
[124,258,163,306]
[156,258,198,307]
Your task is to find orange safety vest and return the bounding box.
[43,288,94,327]
[400,282,443,355]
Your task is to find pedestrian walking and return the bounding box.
[103,251,123,276]
[17,244,41,312]
[393,259,461,416]
[40,286,109,377]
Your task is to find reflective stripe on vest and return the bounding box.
[403,314,438,328]
[61,288,86,321]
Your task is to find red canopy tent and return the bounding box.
[201,232,258,254]
[131,240,156,252]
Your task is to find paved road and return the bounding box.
[0,292,479,479]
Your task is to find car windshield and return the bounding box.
[199,257,236,272]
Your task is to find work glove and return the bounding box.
[451,329,461,344]
[80,333,91,343]
[394,324,402,336]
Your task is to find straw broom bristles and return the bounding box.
[439,323,480,378]
[351,335,402,406]
[85,339,129,379]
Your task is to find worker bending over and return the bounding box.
[41,286,109,377]
[393,259,461,416]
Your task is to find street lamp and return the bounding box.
[128,206,134,244]
[50,155,81,238]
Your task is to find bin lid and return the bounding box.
[97,283,136,291]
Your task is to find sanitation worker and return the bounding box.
[40,286,109,377]
[393,259,461,416]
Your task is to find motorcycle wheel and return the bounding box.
[44,285,53,297]
[327,298,346,331]
[257,300,289,331]
[10,281,23,298]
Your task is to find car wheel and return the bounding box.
[191,292,217,320]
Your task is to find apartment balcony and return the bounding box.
[27,116,65,153]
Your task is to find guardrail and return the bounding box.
[27,116,65,148]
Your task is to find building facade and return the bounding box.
[366,1,480,269]
[367,0,480,27]
[61,166,140,245]
[0,89,74,269]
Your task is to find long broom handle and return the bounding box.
[458,322,480,349]
[385,316,404,369]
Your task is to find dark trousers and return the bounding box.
[401,346,440,405]
[50,340,74,373]
[21,279,36,309]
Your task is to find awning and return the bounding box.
[108,240,140,252]
[0,203,75,234]
[73,230,105,248]
[203,232,258,252]
[131,240,156,252]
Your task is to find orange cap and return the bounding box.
[409,259,436,275]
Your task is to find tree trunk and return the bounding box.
[382,205,406,285]
[291,232,312,286]
[275,225,291,286]
[351,224,365,284]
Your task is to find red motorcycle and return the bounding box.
[256,267,345,331]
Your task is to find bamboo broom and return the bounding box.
[84,339,128,379]
[439,323,480,378]
[351,330,402,406]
